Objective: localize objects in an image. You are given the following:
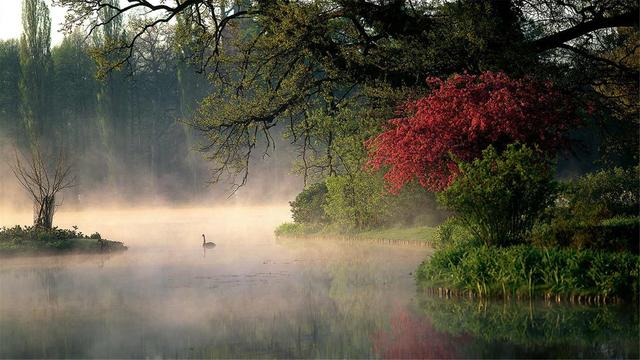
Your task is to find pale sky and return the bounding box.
[0,0,66,45]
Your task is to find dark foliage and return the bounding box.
[534,166,640,252]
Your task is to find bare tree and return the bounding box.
[11,145,76,229]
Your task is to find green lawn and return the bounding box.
[350,226,436,242]
[275,222,437,244]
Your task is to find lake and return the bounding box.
[0,206,637,358]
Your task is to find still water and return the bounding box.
[0,206,637,358]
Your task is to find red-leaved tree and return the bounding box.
[367,71,578,192]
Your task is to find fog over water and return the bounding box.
[0,206,638,358]
[0,206,436,358]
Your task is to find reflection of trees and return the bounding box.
[158,244,418,358]
[322,243,430,357]
[37,268,59,305]
[0,242,431,358]
[276,240,431,357]
[372,309,466,359]
[418,295,639,358]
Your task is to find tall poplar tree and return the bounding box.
[19,0,52,146]
[0,40,21,142]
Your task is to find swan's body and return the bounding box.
[202,234,216,248]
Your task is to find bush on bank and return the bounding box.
[418,145,640,301]
[437,144,557,247]
[274,223,321,237]
[533,215,639,254]
[280,172,445,237]
[289,182,329,226]
[533,166,639,253]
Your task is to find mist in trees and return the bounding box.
[4,0,637,214]
[0,0,255,205]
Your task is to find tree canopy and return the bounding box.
[51,0,639,186]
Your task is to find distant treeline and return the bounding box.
[0,2,215,201]
[0,35,212,200]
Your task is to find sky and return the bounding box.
[0,0,66,45]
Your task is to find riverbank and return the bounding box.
[416,240,640,303]
[274,222,436,245]
[0,225,127,256]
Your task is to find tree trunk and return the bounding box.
[34,194,55,229]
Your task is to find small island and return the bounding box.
[0,225,127,256]
[3,144,127,256]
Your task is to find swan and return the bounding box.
[202,234,216,248]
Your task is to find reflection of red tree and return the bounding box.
[372,309,466,359]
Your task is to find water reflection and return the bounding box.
[0,206,636,358]
[372,309,468,359]
[416,294,639,358]
[0,207,430,358]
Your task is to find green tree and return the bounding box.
[175,8,210,193]
[324,173,389,229]
[52,31,97,153]
[91,0,130,185]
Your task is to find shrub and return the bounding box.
[385,182,447,226]
[432,217,472,248]
[547,216,640,253]
[0,225,86,243]
[289,182,329,225]
[566,166,639,218]
[274,223,311,237]
[47,240,74,250]
[437,144,557,247]
[0,226,127,253]
[535,166,640,252]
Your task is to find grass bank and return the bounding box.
[274,222,436,245]
[416,240,639,302]
[0,225,127,256]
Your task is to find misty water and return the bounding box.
[0,206,637,358]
